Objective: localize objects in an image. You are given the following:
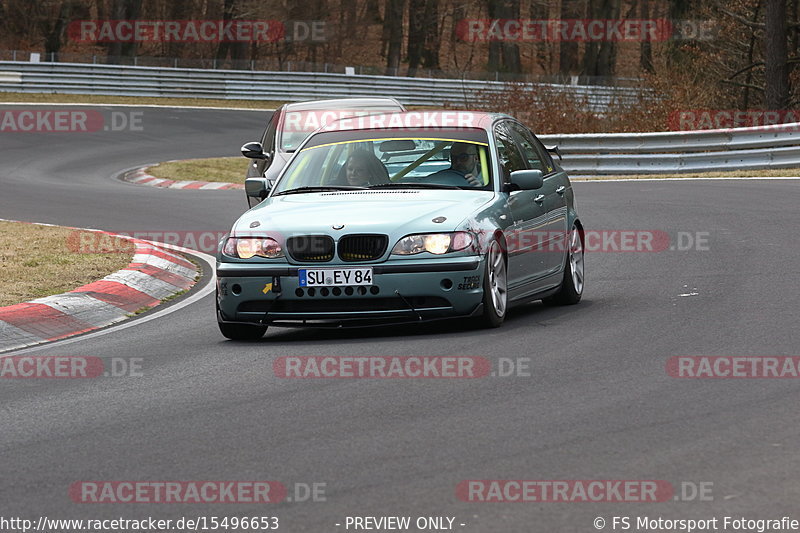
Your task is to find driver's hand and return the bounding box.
[464,173,481,186]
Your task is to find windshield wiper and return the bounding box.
[367,182,467,190]
[273,186,368,196]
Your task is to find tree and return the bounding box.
[407,0,440,76]
[384,0,405,75]
[583,0,619,77]
[487,0,521,75]
[764,0,790,108]
[106,0,142,61]
[558,0,583,76]
[639,0,654,73]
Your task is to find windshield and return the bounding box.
[279,107,403,152]
[272,131,493,194]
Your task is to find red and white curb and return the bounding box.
[0,227,198,353]
[124,166,243,190]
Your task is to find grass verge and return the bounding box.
[147,157,248,183]
[0,222,134,307]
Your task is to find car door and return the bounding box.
[495,121,550,292]
[246,107,280,179]
[508,121,568,275]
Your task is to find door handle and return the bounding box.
[534,194,545,203]
[555,185,566,194]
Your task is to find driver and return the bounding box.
[425,142,483,186]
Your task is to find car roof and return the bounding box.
[316,110,507,133]
[283,97,405,112]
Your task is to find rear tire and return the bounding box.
[476,239,508,328]
[543,223,584,306]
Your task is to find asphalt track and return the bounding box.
[1,105,800,532]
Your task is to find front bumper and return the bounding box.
[216,256,484,326]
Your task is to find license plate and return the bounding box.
[298,267,373,287]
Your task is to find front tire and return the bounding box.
[477,238,508,328]
[218,321,268,340]
[543,223,584,306]
[217,291,267,340]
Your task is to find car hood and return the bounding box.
[233,189,496,238]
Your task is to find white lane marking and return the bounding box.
[574,176,800,182]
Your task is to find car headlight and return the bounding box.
[391,232,474,255]
[222,237,284,259]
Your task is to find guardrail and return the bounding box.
[0,61,639,110]
[1,61,796,174]
[539,123,800,174]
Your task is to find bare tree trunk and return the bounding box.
[639,0,653,73]
[667,0,691,66]
[345,0,357,33]
[42,1,72,60]
[365,0,382,23]
[765,0,790,109]
[559,0,582,76]
[421,0,440,71]
[583,0,618,77]
[743,0,763,110]
[487,0,521,74]
[385,0,404,75]
[106,0,141,61]
[530,0,553,75]
[407,0,425,76]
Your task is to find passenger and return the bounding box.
[342,150,390,186]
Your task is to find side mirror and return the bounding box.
[245,177,273,208]
[509,169,544,190]
[241,141,270,161]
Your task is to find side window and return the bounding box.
[494,122,526,182]
[261,112,278,156]
[508,122,553,174]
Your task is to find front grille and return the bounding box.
[338,234,388,262]
[286,235,334,262]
